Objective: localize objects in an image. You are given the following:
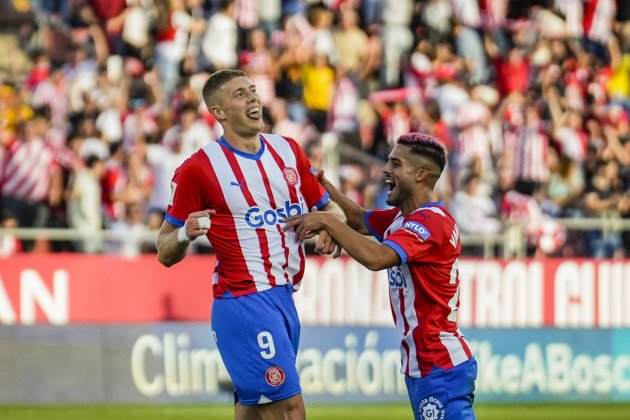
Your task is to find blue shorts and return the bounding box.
[405,358,477,420]
[211,285,301,406]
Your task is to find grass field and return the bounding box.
[1,403,629,420]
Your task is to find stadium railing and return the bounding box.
[0,217,628,258]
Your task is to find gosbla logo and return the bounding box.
[245,200,303,228]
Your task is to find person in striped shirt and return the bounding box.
[156,69,342,420]
[285,133,477,420]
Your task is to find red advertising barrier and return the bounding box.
[0,254,628,327]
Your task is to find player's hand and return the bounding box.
[284,212,328,242]
[315,230,342,258]
[185,210,215,240]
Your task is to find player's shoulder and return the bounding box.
[175,148,212,174]
[371,206,400,219]
[261,133,302,151]
[412,202,454,221]
[405,203,456,237]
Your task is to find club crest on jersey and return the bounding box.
[402,221,431,241]
[283,167,299,186]
[265,366,286,387]
[419,396,445,420]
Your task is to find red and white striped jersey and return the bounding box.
[506,127,549,183]
[0,138,58,203]
[583,0,616,44]
[166,133,329,298]
[365,202,473,378]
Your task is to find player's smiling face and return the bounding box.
[383,144,417,207]
[217,76,264,135]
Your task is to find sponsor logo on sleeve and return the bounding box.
[402,221,431,241]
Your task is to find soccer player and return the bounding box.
[284,133,477,420]
[156,69,342,420]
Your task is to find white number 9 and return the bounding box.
[257,331,276,360]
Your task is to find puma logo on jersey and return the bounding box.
[449,224,460,248]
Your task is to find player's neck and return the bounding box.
[221,130,261,154]
[400,190,433,216]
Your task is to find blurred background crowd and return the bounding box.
[0,0,628,258]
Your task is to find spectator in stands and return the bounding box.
[0,109,63,251]
[450,173,501,236]
[584,158,627,257]
[0,209,20,258]
[67,154,104,253]
[301,52,335,132]
[201,0,238,70]
[0,0,628,258]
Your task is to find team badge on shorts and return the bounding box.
[419,396,445,420]
[283,168,299,186]
[264,366,286,387]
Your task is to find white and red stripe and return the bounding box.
[509,127,549,183]
[262,135,308,286]
[583,0,616,44]
[236,0,259,29]
[374,206,473,377]
[479,0,508,29]
[555,0,584,37]
[450,0,482,28]
[168,133,325,297]
[0,138,57,202]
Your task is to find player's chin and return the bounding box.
[246,117,265,131]
[386,192,399,207]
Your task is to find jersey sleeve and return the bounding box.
[165,157,207,227]
[287,137,329,210]
[382,212,443,265]
[363,207,399,241]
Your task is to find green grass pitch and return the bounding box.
[1,403,630,420]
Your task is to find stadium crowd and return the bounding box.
[0,0,628,258]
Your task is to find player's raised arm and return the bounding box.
[284,212,400,271]
[156,210,214,267]
[315,170,369,234]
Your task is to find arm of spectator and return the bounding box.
[545,85,566,129]
[584,191,619,214]
[105,8,129,35]
[88,24,109,65]
[603,125,630,166]
[144,69,165,105]
[607,33,622,70]
[48,165,63,208]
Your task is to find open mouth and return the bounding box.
[246,107,262,120]
[384,177,396,191]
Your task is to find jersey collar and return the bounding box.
[420,200,444,208]
[219,135,265,160]
[408,200,444,216]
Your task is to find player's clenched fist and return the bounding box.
[178,210,215,243]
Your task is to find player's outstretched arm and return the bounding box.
[285,213,400,271]
[316,170,369,234]
[156,210,214,267]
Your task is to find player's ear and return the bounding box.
[209,105,226,122]
[415,166,427,183]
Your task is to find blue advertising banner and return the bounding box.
[0,324,629,403]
